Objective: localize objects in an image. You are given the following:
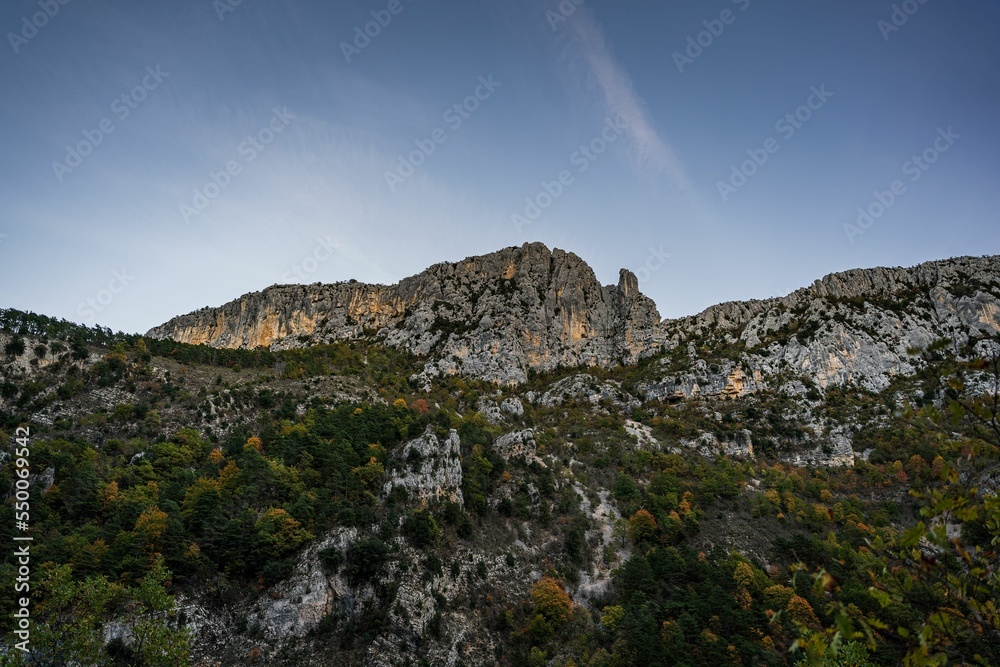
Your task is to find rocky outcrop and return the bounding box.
[782,433,855,468]
[492,429,545,467]
[384,429,464,506]
[653,255,1000,394]
[624,419,660,450]
[641,360,764,401]
[537,374,639,410]
[209,526,518,666]
[477,396,525,424]
[148,243,665,385]
[148,246,1000,391]
[681,430,755,460]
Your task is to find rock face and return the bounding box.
[208,526,513,667]
[536,374,639,410]
[148,246,1000,391]
[659,255,1000,394]
[680,430,755,460]
[783,433,855,468]
[492,429,545,467]
[641,360,764,401]
[147,243,663,385]
[384,429,464,506]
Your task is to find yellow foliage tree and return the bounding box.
[98,481,120,509]
[529,577,573,628]
[255,508,313,558]
[785,594,820,629]
[764,584,794,611]
[600,605,624,631]
[135,507,169,546]
[219,461,241,489]
[629,509,658,542]
[352,457,385,490]
[733,561,755,590]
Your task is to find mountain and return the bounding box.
[148,243,664,384]
[3,247,1000,666]
[149,243,1000,392]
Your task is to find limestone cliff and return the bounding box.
[657,254,1000,394]
[148,245,1000,390]
[147,243,664,384]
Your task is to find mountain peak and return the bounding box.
[147,243,662,384]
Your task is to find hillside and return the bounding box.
[1,248,999,666]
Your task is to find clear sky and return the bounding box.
[1,0,998,334]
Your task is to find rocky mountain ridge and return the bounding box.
[148,243,662,385]
[3,261,1000,665]
[149,245,1000,394]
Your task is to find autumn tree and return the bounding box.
[629,509,658,543]
[255,508,313,559]
[529,577,573,628]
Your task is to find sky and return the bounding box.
[1,0,998,334]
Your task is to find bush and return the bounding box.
[402,509,440,548]
[343,539,390,585]
[318,545,343,573]
[4,335,25,357]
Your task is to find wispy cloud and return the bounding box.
[555,6,693,192]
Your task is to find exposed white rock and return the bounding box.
[492,429,545,467]
[783,432,855,467]
[500,397,524,417]
[148,250,1000,394]
[680,430,755,459]
[476,398,504,425]
[253,528,360,639]
[384,429,464,505]
[641,361,763,401]
[624,419,659,450]
[148,244,665,385]
[539,374,638,410]
[573,488,626,605]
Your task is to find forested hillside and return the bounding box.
[1,296,998,666]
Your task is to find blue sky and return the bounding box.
[1,0,998,334]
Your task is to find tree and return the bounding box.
[629,509,658,543]
[4,335,25,358]
[13,564,115,667]
[786,595,820,629]
[529,577,573,628]
[9,557,189,667]
[255,508,313,559]
[343,538,390,585]
[402,509,440,548]
[862,347,1000,665]
[795,642,876,667]
[352,455,385,491]
[134,507,169,548]
[612,518,631,547]
[112,556,191,666]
